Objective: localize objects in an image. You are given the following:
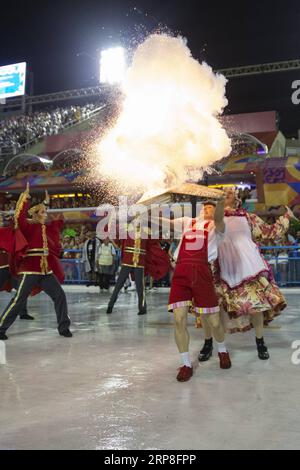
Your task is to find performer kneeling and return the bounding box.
[0,184,72,340]
[168,197,231,382]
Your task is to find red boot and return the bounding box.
[176,365,193,382]
[218,351,231,369]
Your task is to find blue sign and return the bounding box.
[0,62,26,100]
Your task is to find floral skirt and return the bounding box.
[194,275,286,333]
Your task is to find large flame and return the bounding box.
[97,34,231,191]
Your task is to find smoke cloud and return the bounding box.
[97,34,231,191]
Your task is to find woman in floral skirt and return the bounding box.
[213,188,293,359]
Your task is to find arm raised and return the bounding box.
[214,197,225,234]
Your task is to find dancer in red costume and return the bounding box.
[0,213,14,293]
[107,219,170,315]
[0,183,71,340]
[168,197,231,382]
[0,213,33,319]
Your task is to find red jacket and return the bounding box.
[0,224,28,291]
[14,192,64,285]
[121,237,148,268]
[118,231,170,280]
[0,226,14,260]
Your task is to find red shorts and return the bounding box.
[168,262,219,314]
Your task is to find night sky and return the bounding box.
[1,0,300,135]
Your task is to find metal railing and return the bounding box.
[61,249,121,285]
[60,246,300,286]
[61,250,87,284]
[260,245,300,286]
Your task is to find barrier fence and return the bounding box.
[61,246,300,287]
[260,245,300,286]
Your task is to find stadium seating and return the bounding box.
[0,103,99,156]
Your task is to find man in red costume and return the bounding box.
[168,197,231,382]
[0,184,71,340]
[0,214,14,294]
[107,220,170,315]
[0,213,33,320]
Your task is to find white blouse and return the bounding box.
[218,216,268,288]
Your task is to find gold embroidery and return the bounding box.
[18,271,53,275]
[26,253,49,257]
[14,189,29,229]
[124,248,146,254]
[40,224,49,274]
[27,248,49,252]
[132,237,141,267]
[122,263,145,269]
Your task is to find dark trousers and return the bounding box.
[99,273,111,290]
[0,268,28,317]
[0,273,70,334]
[0,267,10,293]
[108,265,146,312]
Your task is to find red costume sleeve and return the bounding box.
[145,240,171,280]
[46,219,65,284]
[0,227,14,253]
[10,228,29,278]
[10,194,30,277]
[47,219,63,256]
[0,227,13,291]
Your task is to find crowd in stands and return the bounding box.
[50,195,99,209]
[61,224,94,258]
[0,103,99,155]
[0,193,99,211]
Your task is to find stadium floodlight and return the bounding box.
[100,47,126,84]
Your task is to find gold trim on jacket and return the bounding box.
[14,189,29,229]
[40,224,49,274]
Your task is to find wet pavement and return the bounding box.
[0,286,299,450]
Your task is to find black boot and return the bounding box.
[198,338,213,362]
[106,305,113,314]
[256,337,269,360]
[20,314,35,320]
[0,333,8,340]
[137,309,147,316]
[59,329,73,338]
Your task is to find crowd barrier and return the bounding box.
[260,245,300,286]
[61,246,300,286]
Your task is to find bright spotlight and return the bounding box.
[100,47,126,84]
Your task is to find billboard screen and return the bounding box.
[0,62,27,100]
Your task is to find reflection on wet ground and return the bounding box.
[0,286,299,450]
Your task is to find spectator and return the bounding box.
[97,237,116,292]
[0,103,99,157]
